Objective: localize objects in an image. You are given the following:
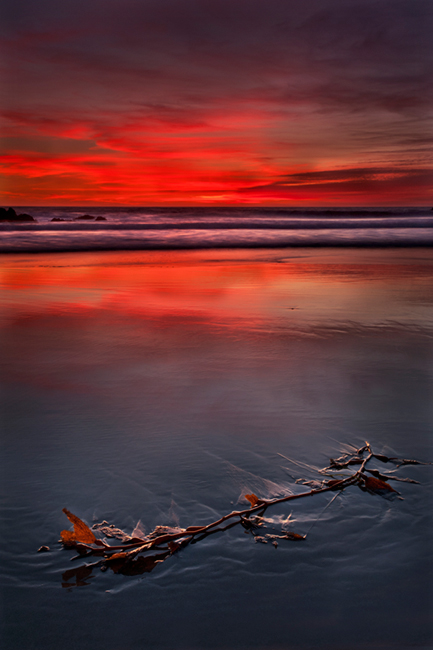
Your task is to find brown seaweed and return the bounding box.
[48,443,430,585]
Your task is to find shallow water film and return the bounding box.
[1,248,432,650]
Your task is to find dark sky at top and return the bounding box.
[1,0,432,204]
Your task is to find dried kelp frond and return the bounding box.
[50,443,430,587]
[359,475,400,500]
[92,522,132,542]
[147,525,186,539]
[130,520,147,540]
[61,509,98,546]
[365,469,419,484]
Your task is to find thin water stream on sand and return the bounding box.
[1,248,432,650]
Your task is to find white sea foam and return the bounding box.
[1,207,433,251]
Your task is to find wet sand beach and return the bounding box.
[1,247,432,650]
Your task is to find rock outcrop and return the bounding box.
[0,207,36,222]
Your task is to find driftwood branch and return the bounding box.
[41,443,430,587]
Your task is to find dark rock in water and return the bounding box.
[0,207,36,222]
[0,207,17,220]
[51,217,67,222]
[17,212,35,221]
[95,216,107,221]
[75,214,95,220]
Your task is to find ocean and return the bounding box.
[1,206,433,252]
[0,213,432,650]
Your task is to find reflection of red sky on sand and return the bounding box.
[2,251,432,332]
[2,249,432,400]
[2,249,432,288]
[2,256,423,293]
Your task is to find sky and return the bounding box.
[0,0,432,206]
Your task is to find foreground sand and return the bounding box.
[1,247,432,650]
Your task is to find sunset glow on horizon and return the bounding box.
[1,0,431,207]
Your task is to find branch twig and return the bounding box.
[49,443,430,587]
